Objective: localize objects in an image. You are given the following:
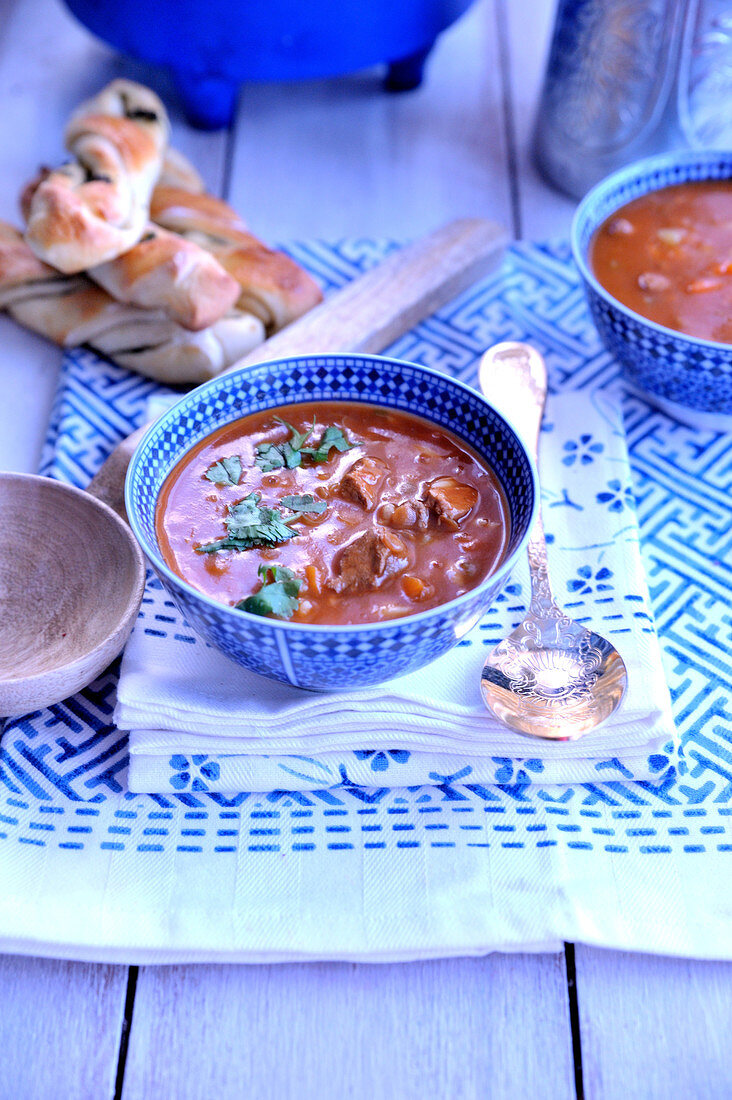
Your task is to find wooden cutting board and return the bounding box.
[88,217,508,517]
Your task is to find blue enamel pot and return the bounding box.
[63,0,475,127]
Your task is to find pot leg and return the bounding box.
[173,70,239,130]
[384,43,433,92]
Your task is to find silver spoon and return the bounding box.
[478,341,628,740]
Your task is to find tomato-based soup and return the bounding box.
[155,402,511,625]
[590,180,732,343]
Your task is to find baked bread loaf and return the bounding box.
[150,184,323,332]
[158,147,205,193]
[88,223,241,331]
[25,79,169,273]
[214,236,325,333]
[150,184,250,247]
[0,222,264,383]
[21,170,242,330]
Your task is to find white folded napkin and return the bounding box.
[115,388,676,794]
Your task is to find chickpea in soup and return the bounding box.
[155,401,511,626]
[590,180,732,343]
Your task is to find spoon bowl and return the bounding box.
[480,609,629,740]
[0,473,146,715]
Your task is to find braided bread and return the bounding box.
[88,222,241,331]
[25,79,169,273]
[150,184,250,247]
[0,222,264,384]
[150,184,323,333]
[21,169,241,330]
[158,147,205,193]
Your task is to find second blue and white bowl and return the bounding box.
[571,149,732,419]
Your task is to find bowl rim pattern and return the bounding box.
[570,147,732,353]
[125,353,539,636]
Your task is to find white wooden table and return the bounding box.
[0,1,730,1096]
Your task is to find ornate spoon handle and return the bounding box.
[479,341,562,621]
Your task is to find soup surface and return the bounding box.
[155,401,511,626]
[591,180,732,343]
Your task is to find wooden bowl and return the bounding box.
[0,473,146,715]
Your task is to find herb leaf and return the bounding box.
[301,425,352,463]
[254,418,351,472]
[236,565,302,619]
[254,442,288,472]
[195,492,299,553]
[281,493,328,517]
[277,417,313,451]
[204,455,242,486]
[226,495,295,543]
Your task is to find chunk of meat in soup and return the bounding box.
[333,527,410,593]
[339,456,387,511]
[423,476,479,527]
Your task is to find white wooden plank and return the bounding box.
[123,954,575,1100]
[501,0,576,240]
[575,947,732,1100]
[226,0,512,242]
[0,953,129,1099]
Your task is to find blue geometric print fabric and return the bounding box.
[0,239,730,963]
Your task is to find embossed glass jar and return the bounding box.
[534,0,732,199]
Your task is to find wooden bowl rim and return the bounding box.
[0,472,146,688]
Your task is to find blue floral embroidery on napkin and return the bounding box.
[567,565,614,596]
[596,479,634,513]
[169,754,221,792]
[353,749,411,772]
[491,758,545,784]
[562,434,604,466]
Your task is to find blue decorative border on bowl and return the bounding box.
[125,354,538,690]
[571,149,732,414]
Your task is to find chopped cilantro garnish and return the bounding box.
[281,493,328,517]
[195,492,298,553]
[301,425,351,463]
[226,495,296,543]
[195,491,329,556]
[254,417,313,472]
[236,565,302,619]
[204,455,242,486]
[255,417,352,472]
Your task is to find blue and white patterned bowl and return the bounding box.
[571,150,732,418]
[125,354,538,691]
